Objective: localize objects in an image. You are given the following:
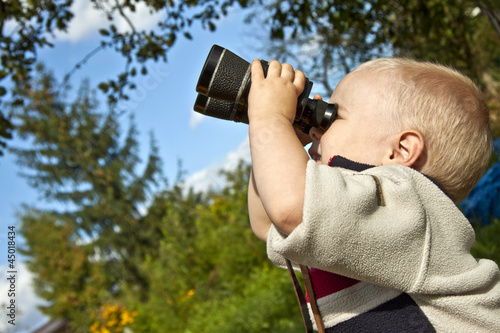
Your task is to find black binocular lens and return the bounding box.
[194,44,337,133]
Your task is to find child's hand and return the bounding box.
[248,59,306,125]
[247,59,309,237]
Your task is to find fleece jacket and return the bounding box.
[267,158,500,332]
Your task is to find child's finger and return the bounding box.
[251,59,265,81]
[313,94,323,101]
[267,59,282,77]
[281,63,295,81]
[294,70,306,92]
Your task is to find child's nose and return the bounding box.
[309,127,323,141]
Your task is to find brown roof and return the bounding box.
[32,319,72,333]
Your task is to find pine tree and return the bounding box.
[11,63,164,322]
[20,210,108,327]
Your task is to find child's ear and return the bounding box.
[389,130,426,169]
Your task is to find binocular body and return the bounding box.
[194,45,337,133]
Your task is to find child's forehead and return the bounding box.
[330,70,390,101]
[328,71,396,127]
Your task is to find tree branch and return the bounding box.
[114,0,137,34]
[478,1,500,40]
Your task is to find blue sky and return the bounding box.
[0,3,270,331]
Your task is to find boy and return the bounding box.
[247,57,500,332]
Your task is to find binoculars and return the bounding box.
[194,45,337,133]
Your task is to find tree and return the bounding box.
[479,1,500,37]
[12,64,164,324]
[20,210,109,329]
[125,162,304,332]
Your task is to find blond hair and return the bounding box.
[354,58,492,202]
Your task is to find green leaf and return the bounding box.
[98,82,109,93]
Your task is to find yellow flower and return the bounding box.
[120,311,134,326]
[102,306,111,320]
[92,302,137,332]
[106,319,117,327]
[90,322,100,333]
[187,289,196,297]
[102,303,121,320]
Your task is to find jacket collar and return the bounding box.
[328,155,375,172]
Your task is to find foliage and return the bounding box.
[122,163,303,332]
[0,110,13,155]
[2,1,500,151]
[0,0,259,155]
[472,218,500,266]
[0,0,74,154]
[20,210,109,328]
[260,0,500,93]
[12,64,164,325]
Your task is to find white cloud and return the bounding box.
[114,2,164,32]
[183,138,251,193]
[0,262,48,333]
[54,0,165,42]
[189,110,206,130]
[53,0,107,42]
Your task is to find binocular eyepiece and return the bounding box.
[194,44,337,133]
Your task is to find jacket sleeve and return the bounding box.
[267,160,488,294]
